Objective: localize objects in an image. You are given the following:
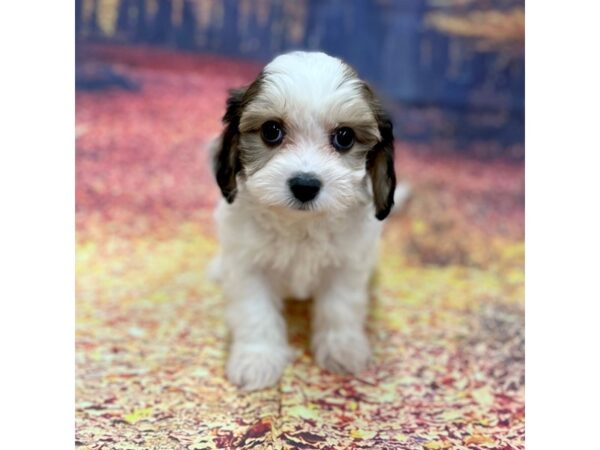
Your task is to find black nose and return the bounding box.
[288,173,321,203]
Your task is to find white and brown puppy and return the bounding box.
[210,51,398,391]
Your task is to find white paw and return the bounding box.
[226,342,291,391]
[312,329,372,374]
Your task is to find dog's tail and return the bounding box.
[390,181,412,216]
[206,253,223,284]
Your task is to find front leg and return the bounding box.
[312,266,372,374]
[224,271,291,391]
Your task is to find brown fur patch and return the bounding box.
[213,73,265,202]
[362,83,397,220]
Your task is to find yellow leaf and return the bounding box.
[464,434,495,445]
[396,434,409,442]
[472,387,494,405]
[441,410,463,421]
[288,405,319,420]
[123,407,153,424]
[424,441,452,449]
[350,429,376,439]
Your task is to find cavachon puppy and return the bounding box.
[209,51,408,391]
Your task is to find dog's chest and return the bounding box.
[218,200,379,299]
[264,229,342,298]
[249,221,350,299]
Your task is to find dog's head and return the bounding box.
[213,51,396,220]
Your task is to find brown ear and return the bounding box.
[213,88,245,203]
[367,110,396,220]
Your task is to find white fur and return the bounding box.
[211,52,394,390]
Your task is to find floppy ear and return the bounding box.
[213,88,245,203]
[367,111,397,220]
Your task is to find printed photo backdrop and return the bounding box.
[76,1,524,449]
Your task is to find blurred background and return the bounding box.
[76,2,525,448]
[76,0,524,157]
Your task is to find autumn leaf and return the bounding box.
[464,434,496,445]
[424,441,452,449]
[123,407,153,424]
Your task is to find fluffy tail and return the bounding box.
[390,181,412,216]
[206,253,223,284]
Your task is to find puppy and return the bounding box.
[210,51,397,391]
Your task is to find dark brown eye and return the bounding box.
[260,121,284,146]
[332,127,355,151]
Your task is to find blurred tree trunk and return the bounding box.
[117,0,132,36]
[304,0,321,49]
[151,0,173,44]
[176,0,196,49]
[269,0,284,53]
[221,0,239,54]
[135,0,147,41]
[75,0,83,35]
[90,0,100,36]
[348,0,383,83]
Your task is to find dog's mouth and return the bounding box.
[292,201,316,211]
[286,198,320,213]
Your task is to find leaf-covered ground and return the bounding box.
[76,45,524,450]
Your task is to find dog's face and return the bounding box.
[213,52,396,220]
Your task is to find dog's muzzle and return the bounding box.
[288,173,321,203]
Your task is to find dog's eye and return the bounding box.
[260,121,284,146]
[332,127,355,152]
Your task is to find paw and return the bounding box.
[312,329,371,375]
[226,342,291,391]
